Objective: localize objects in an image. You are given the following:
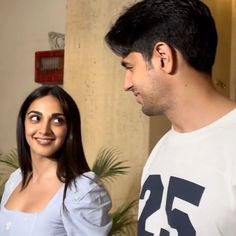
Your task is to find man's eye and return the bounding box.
[126,66,133,71]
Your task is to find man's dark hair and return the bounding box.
[105,0,217,74]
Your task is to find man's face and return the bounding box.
[121,52,173,116]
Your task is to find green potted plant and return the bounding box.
[0,149,19,198]
[0,147,137,236]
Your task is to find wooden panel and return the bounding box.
[64,0,150,208]
[230,0,236,100]
[204,0,232,97]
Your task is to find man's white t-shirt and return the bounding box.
[138,109,236,236]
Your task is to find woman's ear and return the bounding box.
[152,42,175,74]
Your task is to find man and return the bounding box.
[105,0,236,235]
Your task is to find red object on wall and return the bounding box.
[35,50,64,84]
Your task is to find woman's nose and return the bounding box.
[39,120,52,135]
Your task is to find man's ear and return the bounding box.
[152,42,175,74]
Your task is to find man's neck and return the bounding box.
[164,72,236,133]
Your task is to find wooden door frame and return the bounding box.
[230,0,236,100]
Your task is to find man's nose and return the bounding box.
[123,71,133,91]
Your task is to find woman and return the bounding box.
[0,85,112,235]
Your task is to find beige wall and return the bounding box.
[0,0,65,153]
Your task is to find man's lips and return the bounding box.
[132,92,143,105]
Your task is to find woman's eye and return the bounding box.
[29,115,40,123]
[52,117,65,125]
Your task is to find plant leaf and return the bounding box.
[92,147,129,182]
[0,149,19,198]
[109,199,138,236]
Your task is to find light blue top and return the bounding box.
[0,169,112,236]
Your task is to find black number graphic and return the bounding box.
[138,175,205,236]
[139,175,164,236]
[165,177,205,235]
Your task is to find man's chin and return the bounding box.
[142,106,163,116]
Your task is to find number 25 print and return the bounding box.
[138,175,205,236]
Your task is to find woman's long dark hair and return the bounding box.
[17,85,90,201]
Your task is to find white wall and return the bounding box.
[0,0,65,153]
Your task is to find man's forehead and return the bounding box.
[122,52,146,65]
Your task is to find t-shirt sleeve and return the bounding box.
[61,172,112,236]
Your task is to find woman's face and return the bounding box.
[24,95,68,159]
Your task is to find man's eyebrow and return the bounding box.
[121,61,131,68]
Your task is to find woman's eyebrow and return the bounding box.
[51,113,65,117]
[26,111,65,117]
[27,111,42,116]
